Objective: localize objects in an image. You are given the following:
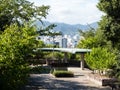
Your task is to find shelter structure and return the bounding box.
[37,48,91,70]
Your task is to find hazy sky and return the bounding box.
[29,0,103,25]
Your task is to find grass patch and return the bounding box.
[52,70,74,77]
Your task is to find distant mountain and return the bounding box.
[36,21,98,36]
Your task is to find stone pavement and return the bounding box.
[23,67,111,90]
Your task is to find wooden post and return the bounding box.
[81,53,85,70]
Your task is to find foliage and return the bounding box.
[114,62,120,79]
[38,24,62,36]
[77,27,97,48]
[97,0,120,49]
[44,52,64,60]
[0,23,40,89]
[85,47,117,72]
[52,70,74,77]
[30,66,51,74]
[106,50,120,78]
[78,27,96,39]
[77,27,112,49]
[77,37,98,48]
[77,36,112,49]
[0,0,49,31]
[78,0,120,49]
[106,64,120,78]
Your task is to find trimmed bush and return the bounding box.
[52,70,74,77]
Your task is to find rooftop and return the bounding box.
[37,48,91,54]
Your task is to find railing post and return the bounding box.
[81,53,85,70]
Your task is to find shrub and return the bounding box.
[85,47,117,74]
[30,66,51,74]
[52,70,74,77]
[0,23,39,89]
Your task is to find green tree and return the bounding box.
[0,23,40,89]
[0,0,49,31]
[77,27,97,48]
[78,27,96,39]
[77,26,112,49]
[77,37,98,48]
[97,0,120,49]
[85,47,117,73]
[38,24,62,36]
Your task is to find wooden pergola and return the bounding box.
[37,48,91,70]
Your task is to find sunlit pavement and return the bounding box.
[23,67,111,90]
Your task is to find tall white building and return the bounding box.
[61,38,67,48]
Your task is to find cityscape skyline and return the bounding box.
[38,34,81,48]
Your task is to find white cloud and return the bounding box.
[29,0,103,25]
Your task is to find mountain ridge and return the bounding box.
[36,21,98,36]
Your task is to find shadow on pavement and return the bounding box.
[22,74,111,90]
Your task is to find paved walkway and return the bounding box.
[23,67,111,90]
